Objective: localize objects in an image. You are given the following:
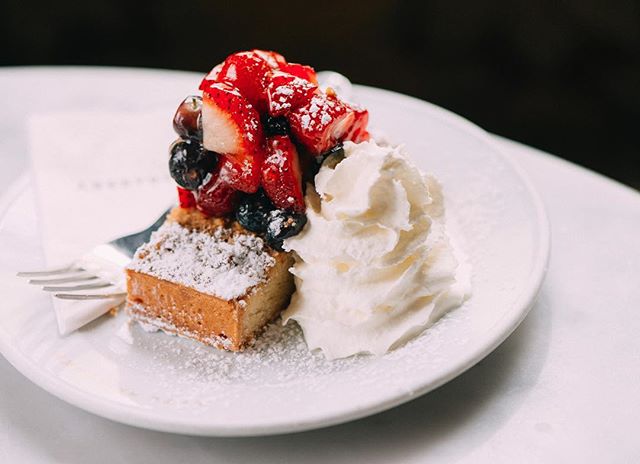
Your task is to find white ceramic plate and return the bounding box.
[0,68,549,436]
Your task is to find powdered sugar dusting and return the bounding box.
[115,306,467,395]
[300,114,311,130]
[127,222,275,301]
[130,315,371,387]
[296,94,341,132]
[320,112,332,125]
[275,86,294,96]
[267,211,286,236]
[267,72,316,114]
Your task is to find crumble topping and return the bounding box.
[127,221,275,300]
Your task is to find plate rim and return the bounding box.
[0,68,550,436]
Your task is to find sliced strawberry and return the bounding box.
[211,52,274,112]
[266,71,318,117]
[344,103,370,143]
[196,162,237,217]
[199,63,223,91]
[280,63,317,84]
[201,82,265,184]
[177,186,196,208]
[218,154,261,193]
[287,93,356,155]
[252,49,287,69]
[262,135,305,211]
[199,50,286,95]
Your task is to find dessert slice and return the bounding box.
[125,49,370,351]
[126,207,295,351]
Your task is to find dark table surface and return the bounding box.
[1,0,639,190]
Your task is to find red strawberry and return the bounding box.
[196,162,237,217]
[280,63,317,84]
[199,63,223,91]
[199,50,286,95]
[177,186,196,208]
[212,52,273,112]
[262,135,305,211]
[287,93,356,155]
[218,154,261,193]
[266,71,318,117]
[201,82,265,188]
[344,103,370,143]
[252,49,287,69]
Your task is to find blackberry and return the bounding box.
[173,95,203,140]
[235,190,274,233]
[263,115,290,136]
[168,138,217,190]
[265,209,307,251]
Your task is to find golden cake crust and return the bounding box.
[125,207,295,351]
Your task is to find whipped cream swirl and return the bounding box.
[283,140,470,359]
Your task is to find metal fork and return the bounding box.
[17,208,171,300]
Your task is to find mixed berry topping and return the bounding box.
[176,187,196,208]
[196,163,237,217]
[173,95,203,139]
[263,115,290,137]
[262,135,305,211]
[235,190,274,233]
[168,49,370,248]
[265,209,307,251]
[168,138,216,190]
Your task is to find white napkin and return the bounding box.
[29,111,177,334]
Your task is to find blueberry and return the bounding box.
[173,96,202,139]
[235,190,274,233]
[263,116,289,136]
[169,138,217,190]
[265,209,307,251]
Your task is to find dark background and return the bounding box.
[2,0,638,189]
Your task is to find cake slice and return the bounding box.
[125,49,370,351]
[126,207,295,351]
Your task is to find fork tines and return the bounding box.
[16,266,84,277]
[54,293,126,300]
[42,282,113,292]
[28,274,99,285]
[17,267,125,300]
